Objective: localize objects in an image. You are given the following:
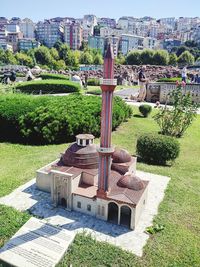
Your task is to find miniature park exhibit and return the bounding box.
[36,45,149,230]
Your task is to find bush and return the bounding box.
[15,79,80,94]
[39,73,69,80]
[87,78,100,86]
[139,104,152,117]
[157,77,181,83]
[154,84,199,137]
[0,94,132,144]
[137,133,180,165]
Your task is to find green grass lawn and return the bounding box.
[85,85,139,95]
[0,107,200,266]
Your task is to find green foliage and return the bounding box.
[80,51,93,65]
[139,104,152,117]
[115,53,126,65]
[136,133,180,165]
[3,50,17,65]
[153,50,169,65]
[15,52,34,67]
[15,80,80,94]
[157,77,181,82]
[93,54,103,65]
[140,49,154,65]
[0,94,132,144]
[126,50,141,65]
[176,46,187,57]
[154,85,199,137]
[146,224,165,235]
[178,51,195,65]
[169,53,178,66]
[87,78,100,86]
[34,46,53,65]
[50,47,59,60]
[39,73,69,80]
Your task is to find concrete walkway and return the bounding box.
[0,171,170,257]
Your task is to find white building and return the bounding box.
[19,18,35,39]
[120,34,144,55]
[6,24,20,33]
[100,27,123,38]
[106,36,120,57]
[143,37,159,50]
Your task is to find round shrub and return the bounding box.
[87,78,100,86]
[136,133,180,165]
[139,104,152,117]
[39,73,69,80]
[15,79,80,94]
[157,77,181,83]
[0,94,132,144]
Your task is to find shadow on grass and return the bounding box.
[133,114,145,118]
[136,156,172,167]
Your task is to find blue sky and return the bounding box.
[1,0,200,21]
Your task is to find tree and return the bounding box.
[115,53,126,65]
[178,51,195,65]
[80,41,88,51]
[0,48,5,64]
[50,47,59,60]
[80,51,93,65]
[176,46,187,57]
[34,46,53,65]
[93,54,103,65]
[15,52,34,67]
[169,53,178,66]
[52,59,66,70]
[64,50,79,67]
[58,44,70,60]
[53,40,63,52]
[153,50,169,66]
[3,50,17,65]
[185,40,198,48]
[140,49,154,65]
[126,50,141,65]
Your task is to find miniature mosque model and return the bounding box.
[36,45,149,230]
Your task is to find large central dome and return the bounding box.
[59,134,99,169]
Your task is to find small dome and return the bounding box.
[117,174,144,191]
[112,149,131,163]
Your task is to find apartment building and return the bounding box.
[36,20,64,47]
[88,36,105,54]
[64,22,82,50]
[20,18,35,39]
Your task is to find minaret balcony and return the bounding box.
[100,78,117,86]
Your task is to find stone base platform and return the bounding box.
[0,171,170,257]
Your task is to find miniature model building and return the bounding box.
[36,45,149,230]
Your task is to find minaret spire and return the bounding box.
[97,44,117,198]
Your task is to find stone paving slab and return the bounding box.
[0,217,75,267]
[0,171,170,257]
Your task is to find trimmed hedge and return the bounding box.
[87,78,100,86]
[136,133,180,165]
[139,104,152,117]
[39,73,69,80]
[0,94,132,144]
[15,80,80,94]
[157,77,181,83]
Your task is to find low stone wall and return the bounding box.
[146,82,200,104]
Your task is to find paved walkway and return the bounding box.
[0,171,170,257]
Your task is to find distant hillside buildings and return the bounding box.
[0,15,200,55]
